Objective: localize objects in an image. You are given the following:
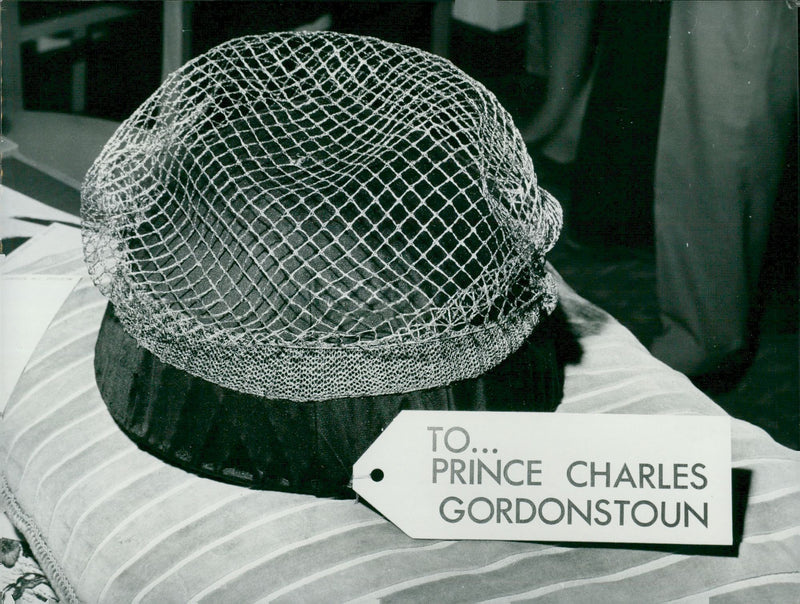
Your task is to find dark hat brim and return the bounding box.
[94,302,563,498]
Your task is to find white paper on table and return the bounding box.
[0,223,83,274]
[1,185,81,227]
[2,216,50,240]
[0,274,80,413]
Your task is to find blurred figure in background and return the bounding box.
[568,1,671,251]
[520,1,596,153]
[650,1,797,383]
[521,2,672,252]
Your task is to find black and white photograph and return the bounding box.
[1,1,798,602]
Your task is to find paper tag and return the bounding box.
[353,411,732,545]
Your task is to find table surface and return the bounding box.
[1,162,799,604]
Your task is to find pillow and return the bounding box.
[2,273,799,603]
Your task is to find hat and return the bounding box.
[82,32,563,496]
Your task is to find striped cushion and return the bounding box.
[2,272,799,602]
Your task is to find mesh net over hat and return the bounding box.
[81,31,562,402]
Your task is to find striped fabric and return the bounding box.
[2,261,799,602]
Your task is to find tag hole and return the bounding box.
[370,468,384,482]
